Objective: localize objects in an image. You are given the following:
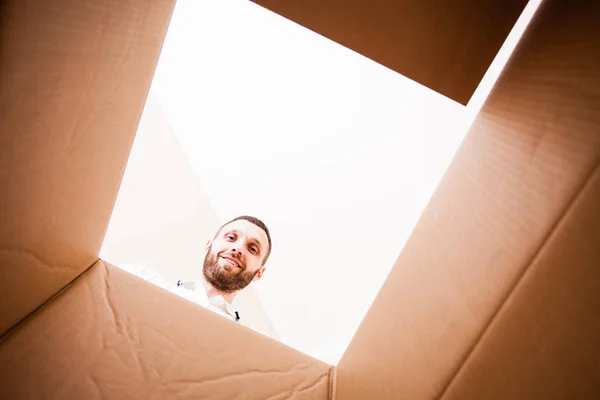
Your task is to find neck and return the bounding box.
[200,275,237,303]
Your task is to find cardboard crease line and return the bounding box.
[437,158,600,400]
[0,258,100,341]
[263,369,331,400]
[170,363,314,387]
[0,246,75,271]
[88,374,108,400]
[101,262,125,334]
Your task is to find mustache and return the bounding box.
[219,251,241,260]
[217,251,245,269]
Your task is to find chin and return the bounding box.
[220,264,232,272]
[221,265,240,275]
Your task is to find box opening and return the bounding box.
[100,0,541,364]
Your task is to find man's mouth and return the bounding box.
[220,255,242,269]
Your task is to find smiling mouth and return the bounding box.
[220,256,241,269]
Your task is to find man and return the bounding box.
[118,215,271,325]
[177,215,272,322]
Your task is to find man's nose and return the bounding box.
[230,247,242,256]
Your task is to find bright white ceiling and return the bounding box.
[146,0,540,364]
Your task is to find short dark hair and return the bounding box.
[218,215,272,265]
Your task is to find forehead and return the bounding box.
[220,220,269,248]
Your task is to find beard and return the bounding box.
[203,248,259,293]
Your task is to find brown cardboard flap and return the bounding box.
[442,154,600,399]
[0,0,175,335]
[0,260,332,399]
[336,1,600,399]
[441,2,600,397]
[251,0,527,104]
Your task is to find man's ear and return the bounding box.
[205,240,212,252]
[253,266,266,281]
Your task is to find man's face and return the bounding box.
[203,219,269,293]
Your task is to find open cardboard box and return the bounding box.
[1,0,599,398]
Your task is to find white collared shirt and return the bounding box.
[117,264,240,322]
[176,279,240,322]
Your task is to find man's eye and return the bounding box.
[250,247,258,254]
[226,235,235,241]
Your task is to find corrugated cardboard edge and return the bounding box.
[96,1,178,269]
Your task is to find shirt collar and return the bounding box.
[178,278,240,320]
[208,294,239,319]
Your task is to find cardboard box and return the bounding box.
[1,0,599,398]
